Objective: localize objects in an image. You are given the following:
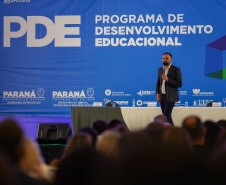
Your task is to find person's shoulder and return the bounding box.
[171,65,181,70]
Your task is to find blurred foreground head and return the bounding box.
[78,126,98,146]
[55,147,115,185]
[182,116,205,143]
[92,119,108,134]
[203,120,221,150]
[0,153,17,185]
[0,119,24,163]
[107,119,129,134]
[63,132,93,158]
[20,137,54,182]
[96,131,121,160]
[154,114,168,123]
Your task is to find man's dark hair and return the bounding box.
[0,119,24,163]
[216,119,226,129]
[92,120,108,134]
[107,119,126,130]
[162,52,172,58]
[154,114,168,123]
[203,120,221,150]
[182,116,203,141]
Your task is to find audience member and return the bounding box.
[19,137,55,183]
[216,119,226,130]
[203,120,222,151]
[107,119,128,131]
[163,127,194,154]
[146,121,168,131]
[0,119,48,185]
[182,116,209,166]
[0,119,24,163]
[113,124,130,134]
[213,129,226,150]
[117,131,157,185]
[0,151,17,185]
[92,119,108,134]
[143,121,168,146]
[54,147,117,185]
[77,126,98,146]
[208,130,226,185]
[62,132,92,158]
[96,130,121,160]
[162,127,201,184]
[154,114,168,123]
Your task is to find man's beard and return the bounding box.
[163,62,169,66]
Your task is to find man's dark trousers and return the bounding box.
[160,94,175,125]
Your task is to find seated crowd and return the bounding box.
[1,116,226,185]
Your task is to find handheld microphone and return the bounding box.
[163,67,165,74]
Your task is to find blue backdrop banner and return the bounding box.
[0,0,226,116]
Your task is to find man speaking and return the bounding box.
[156,52,182,125]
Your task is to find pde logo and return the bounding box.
[4,16,81,47]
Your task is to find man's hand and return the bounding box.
[162,74,168,81]
[156,93,161,102]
